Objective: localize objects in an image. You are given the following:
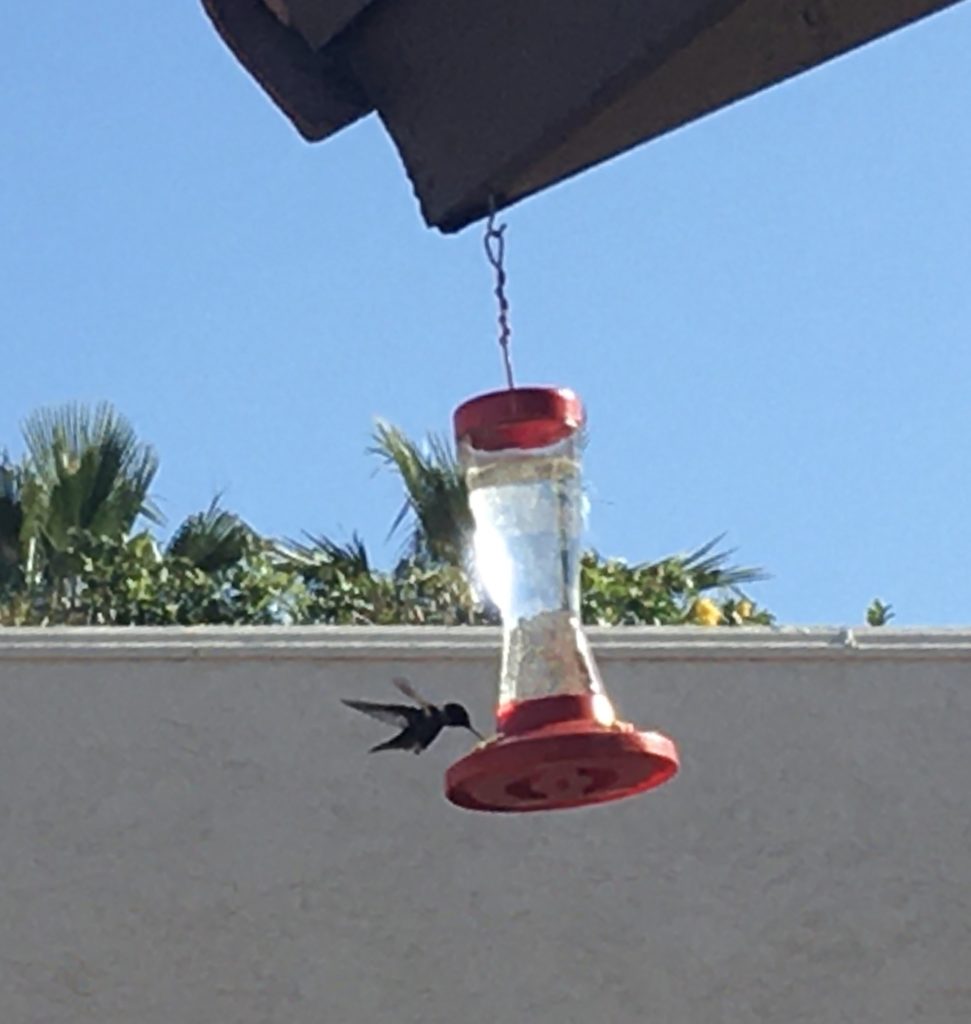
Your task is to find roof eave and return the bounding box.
[202,0,372,142]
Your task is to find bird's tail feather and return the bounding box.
[369,736,418,754]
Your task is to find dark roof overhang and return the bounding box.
[203,0,965,232]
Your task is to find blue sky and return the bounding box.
[2,4,970,625]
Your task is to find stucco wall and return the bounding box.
[1,627,969,1023]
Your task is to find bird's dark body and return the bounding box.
[341,700,445,753]
[341,679,484,754]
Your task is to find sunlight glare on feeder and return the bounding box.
[445,386,679,813]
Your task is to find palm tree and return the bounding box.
[370,420,472,567]
[166,498,255,572]
[20,402,161,559]
[0,455,25,593]
[280,530,372,576]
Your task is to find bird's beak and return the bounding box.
[468,725,485,741]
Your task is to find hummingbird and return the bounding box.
[342,677,485,754]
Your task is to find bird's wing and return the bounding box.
[341,699,415,728]
[392,677,434,709]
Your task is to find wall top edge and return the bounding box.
[2,626,971,662]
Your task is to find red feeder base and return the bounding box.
[445,698,679,813]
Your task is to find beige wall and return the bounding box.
[1,627,969,1023]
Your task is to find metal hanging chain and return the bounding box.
[483,200,516,390]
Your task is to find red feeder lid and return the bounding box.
[445,719,679,813]
[453,387,584,452]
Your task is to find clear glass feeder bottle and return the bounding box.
[445,387,679,813]
[460,389,612,726]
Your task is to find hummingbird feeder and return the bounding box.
[444,386,679,812]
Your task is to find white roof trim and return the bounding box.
[2,627,971,663]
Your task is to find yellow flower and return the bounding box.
[736,600,753,620]
[691,597,722,627]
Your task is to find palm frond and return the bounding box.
[20,402,161,552]
[282,530,372,574]
[0,455,26,584]
[166,498,253,572]
[369,420,472,566]
[659,533,769,592]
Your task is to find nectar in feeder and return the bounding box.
[445,387,679,812]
